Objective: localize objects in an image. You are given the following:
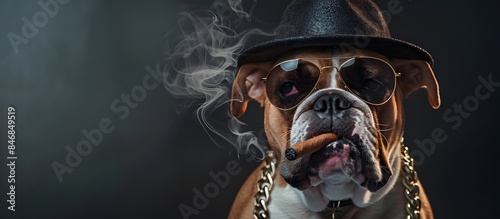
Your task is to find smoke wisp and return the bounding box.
[163,0,274,159]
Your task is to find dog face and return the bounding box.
[231,48,440,210]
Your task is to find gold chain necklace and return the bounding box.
[253,143,421,219]
[401,144,422,219]
[253,151,277,219]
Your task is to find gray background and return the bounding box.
[0,0,499,218]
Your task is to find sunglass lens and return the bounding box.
[266,60,320,109]
[340,58,395,104]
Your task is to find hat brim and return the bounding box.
[237,35,433,67]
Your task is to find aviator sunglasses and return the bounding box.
[261,56,401,110]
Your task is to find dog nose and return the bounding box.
[313,94,351,115]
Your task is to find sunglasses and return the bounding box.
[261,56,401,110]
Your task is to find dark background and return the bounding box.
[1,0,499,218]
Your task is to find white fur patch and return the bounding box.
[290,122,309,145]
[268,185,324,219]
[329,61,339,88]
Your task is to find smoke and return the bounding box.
[163,0,274,159]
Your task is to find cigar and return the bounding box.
[285,133,338,161]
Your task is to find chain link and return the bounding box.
[253,151,277,219]
[253,144,421,219]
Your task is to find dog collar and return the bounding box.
[253,143,421,219]
[327,199,353,219]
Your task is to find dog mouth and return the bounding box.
[282,132,391,192]
[307,137,358,186]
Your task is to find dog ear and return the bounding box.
[392,59,441,109]
[230,62,274,118]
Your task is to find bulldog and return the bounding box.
[226,0,440,218]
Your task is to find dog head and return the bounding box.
[230,48,440,210]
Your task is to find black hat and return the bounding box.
[238,0,433,66]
